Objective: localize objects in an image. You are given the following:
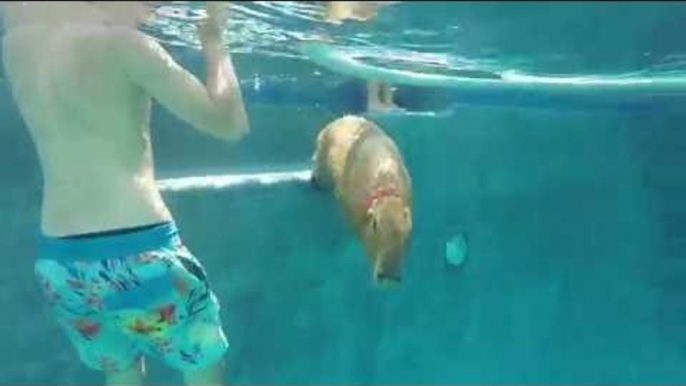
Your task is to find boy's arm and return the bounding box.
[113,4,249,141]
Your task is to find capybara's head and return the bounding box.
[361,195,412,288]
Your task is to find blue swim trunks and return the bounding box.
[34,222,228,373]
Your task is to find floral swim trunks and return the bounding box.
[34,222,228,373]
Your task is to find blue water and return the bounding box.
[2,1,686,384]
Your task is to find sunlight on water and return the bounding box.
[142,1,513,75]
[144,1,331,56]
[139,1,686,80]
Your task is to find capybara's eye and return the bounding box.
[372,218,378,232]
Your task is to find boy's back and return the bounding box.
[3,22,172,237]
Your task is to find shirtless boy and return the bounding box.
[1,2,247,385]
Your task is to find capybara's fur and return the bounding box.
[312,115,412,287]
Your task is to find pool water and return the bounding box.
[1,2,686,385]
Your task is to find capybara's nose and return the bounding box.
[374,257,402,287]
[375,272,401,289]
[376,272,401,283]
[375,254,402,282]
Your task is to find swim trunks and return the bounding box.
[34,222,228,373]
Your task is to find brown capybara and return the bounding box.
[311,115,412,288]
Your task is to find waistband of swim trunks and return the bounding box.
[38,222,181,262]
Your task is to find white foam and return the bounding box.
[157,169,312,192]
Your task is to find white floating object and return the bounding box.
[445,232,467,267]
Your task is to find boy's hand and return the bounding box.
[199,2,230,47]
